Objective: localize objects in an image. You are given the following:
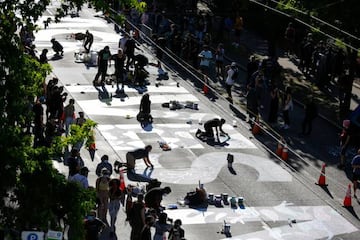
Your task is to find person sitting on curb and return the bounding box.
[196,118,227,142]
[126,145,155,182]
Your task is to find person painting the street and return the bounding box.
[84,30,94,53]
[126,145,155,182]
[196,118,227,142]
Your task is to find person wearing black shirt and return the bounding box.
[94,46,111,86]
[112,48,126,90]
[196,118,226,142]
[126,145,154,182]
[124,37,140,70]
[84,30,94,52]
[50,38,63,56]
[67,148,84,180]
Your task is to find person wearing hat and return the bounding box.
[225,62,239,103]
[95,154,113,177]
[96,168,111,223]
[70,166,90,188]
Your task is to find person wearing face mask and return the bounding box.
[144,186,171,215]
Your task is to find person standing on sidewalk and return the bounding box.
[351,149,360,198]
[232,13,243,48]
[268,86,279,126]
[62,98,75,136]
[95,168,110,224]
[225,62,238,103]
[282,87,293,130]
[95,155,113,177]
[108,177,122,236]
[301,96,318,135]
[198,45,213,77]
[215,43,225,79]
[338,120,351,169]
[284,22,296,56]
[129,193,146,240]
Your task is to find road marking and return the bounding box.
[164,205,357,240]
[146,152,292,184]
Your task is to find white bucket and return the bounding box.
[90,51,98,66]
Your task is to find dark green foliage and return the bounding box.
[0,0,144,239]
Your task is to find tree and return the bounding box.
[0,0,145,239]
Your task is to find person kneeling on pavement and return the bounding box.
[144,186,171,215]
[126,145,155,183]
[196,118,227,142]
[184,186,207,207]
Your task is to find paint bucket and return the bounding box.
[233,120,237,127]
[223,223,231,234]
[238,197,244,205]
[221,193,228,202]
[208,193,214,202]
[230,196,237,207]
[90,51,98,66]
[215,195,222,207]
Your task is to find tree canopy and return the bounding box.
[0,0,145,239]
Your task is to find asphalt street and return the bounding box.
[34,3,360,240]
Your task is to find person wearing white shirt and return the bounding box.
[198,45,213,76]
[225,62,238,102]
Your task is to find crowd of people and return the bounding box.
[19,2,360,239]
[65,143,185,239]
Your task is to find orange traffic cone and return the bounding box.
[276,140,283,156]
[343,184,352,207]
[119,169,126,191]
[281,144,288,161]
[252,116,261,135]
[316,164,327,186]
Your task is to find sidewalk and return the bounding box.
[215,28,359,127]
